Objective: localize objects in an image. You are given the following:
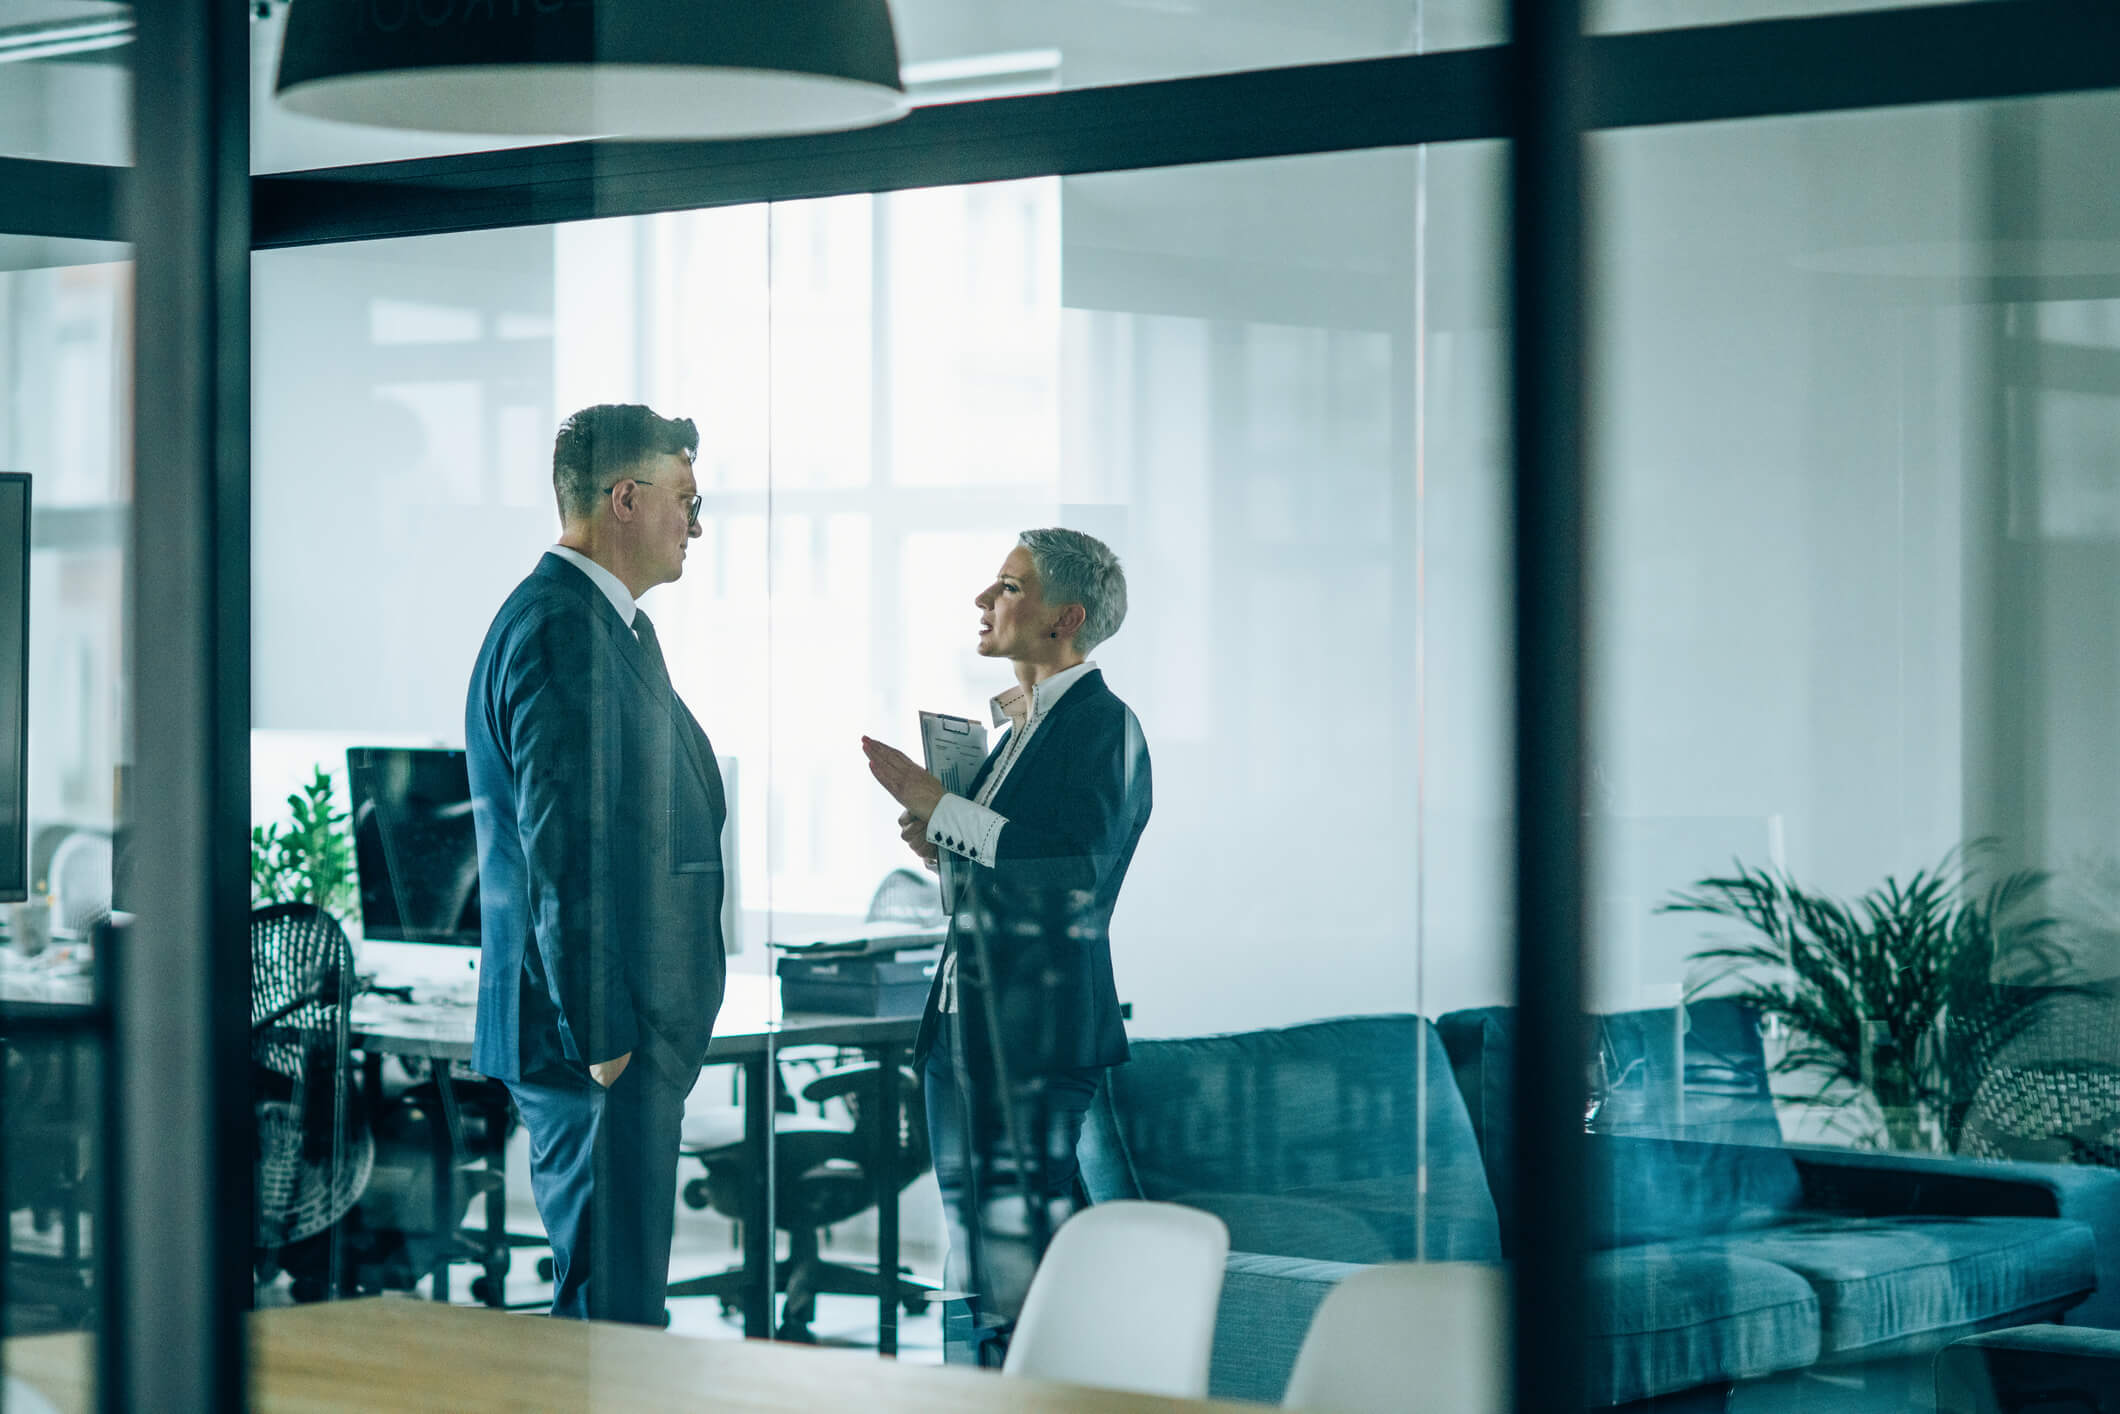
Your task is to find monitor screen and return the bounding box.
[347,746,481,945]
[0,474,27,904]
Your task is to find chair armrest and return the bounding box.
[1789,1143,2120,1328]
[800,1061,921,1106]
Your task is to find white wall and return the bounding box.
[1587,104,2002,1005]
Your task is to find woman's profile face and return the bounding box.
[974,546,1048,660]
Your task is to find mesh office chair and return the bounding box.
[678,1064,933,1339]
[670,868,943,1339]
[252,902,374,1300]
[866,867,944,928]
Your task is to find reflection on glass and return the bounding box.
[1588,0,2007,34]
[891,0,1504,88]
[0,9,129,166]
[1588,90,2120,1410]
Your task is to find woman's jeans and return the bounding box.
[922,1022,1101,1367]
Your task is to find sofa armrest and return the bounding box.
[1789,1144,2120,1329]
[1209,1252,1364,1404]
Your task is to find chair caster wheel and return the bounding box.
[470,1276,501,1305]
[682,1178,711,1210]
[537,1256,555,1282]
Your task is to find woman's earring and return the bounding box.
[1049,631,1058,639]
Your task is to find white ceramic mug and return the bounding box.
[9,898,52,957]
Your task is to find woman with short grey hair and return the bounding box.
[861,527,1154,1366]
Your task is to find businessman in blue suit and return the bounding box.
[466,403,727,1325]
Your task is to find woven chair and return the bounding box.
[251,902,374,1293]
[1960,989,2120,1167]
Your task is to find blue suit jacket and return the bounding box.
[913,670,1151,1078]
[466,554,727,1092]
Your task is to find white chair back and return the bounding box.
[1283,1262,1509,1414]
[1002,1199,1230,1398]
[48,829,112,934]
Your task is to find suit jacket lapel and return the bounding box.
[984,671,1106,815]
[536,555,720,805]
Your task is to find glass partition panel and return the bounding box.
[244,3,1506,176]
[1587,89,2120,1411]
[770,143,1509,1374]
[249,137,1507,1388]
[0,244,129,1397]
[892,0,1503,91]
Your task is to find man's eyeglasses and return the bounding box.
[605,479,703,526]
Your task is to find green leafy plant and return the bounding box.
[251,766,357,921]
[1665,844,2069,1152]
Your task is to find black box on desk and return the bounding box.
[777,951,938,1017]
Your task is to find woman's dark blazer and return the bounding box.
[912,669,1152,1080]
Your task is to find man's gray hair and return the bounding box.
[1018,527,1128,654]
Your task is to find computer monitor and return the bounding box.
[347,747,482,945]
[0,474,28,904]
[346,746,743,953]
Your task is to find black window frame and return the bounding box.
[0,1,2112,1407]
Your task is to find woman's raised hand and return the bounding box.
[861,736,946,820]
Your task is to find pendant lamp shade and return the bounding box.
[276,0,908,139]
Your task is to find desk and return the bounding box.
[6,1296,1249,1413]
[0,971,98,1326]
[352,974,924,1348]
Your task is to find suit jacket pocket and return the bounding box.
[668,761,724,875]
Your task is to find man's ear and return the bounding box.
[609,479,639,522]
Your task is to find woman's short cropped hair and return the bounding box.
[552,404,698,523]
[1018,527,1128,654]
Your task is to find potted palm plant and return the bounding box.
[1665,845,2069,1152]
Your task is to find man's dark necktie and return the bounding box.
[632,609,673,697]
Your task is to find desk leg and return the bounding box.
[432,1065,465,1304]
[358,1052,384,1297]
[62,1037,81,1270]
[873,1044,901,1359]
[742,1051,772,1339]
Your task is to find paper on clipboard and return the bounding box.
[919,710,989,915]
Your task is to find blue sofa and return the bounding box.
[1077,1003,2120,1407]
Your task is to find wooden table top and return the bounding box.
[7,1297,1253,1413]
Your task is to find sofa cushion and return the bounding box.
[1590,1244,1822,1405]
[1440,1001,1803,1251]
[1207,1252,1363,1404]
[1714,1215,2097,1361]
[1081,1015,1502,1261]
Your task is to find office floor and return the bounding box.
[452,1123,948,1360]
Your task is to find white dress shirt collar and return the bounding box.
[549,545,637,628]
[990,659,1098,731]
